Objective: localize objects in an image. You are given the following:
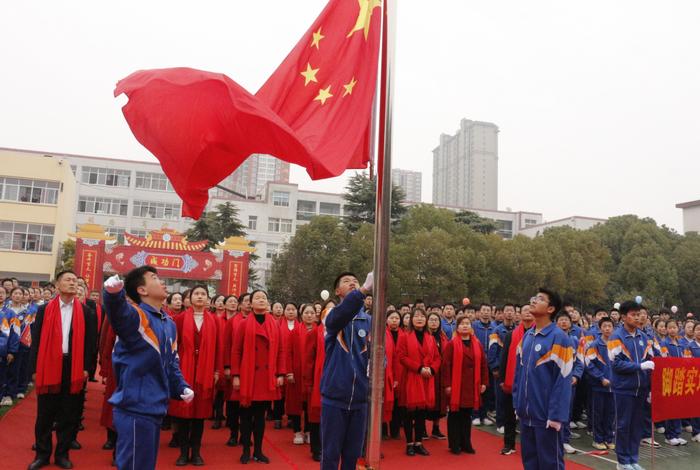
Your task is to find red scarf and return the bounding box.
[383,328,399,422]
[405,331,436,409]
[450,335,483,410]
[179,310,218,398]
[309,324,325,422]
[36,297,85,394]
[503,323,526,394]
[95,303,103,337]
[239,312,279,407]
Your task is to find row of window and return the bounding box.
[0,221,54,253]
[78,166,175,192]
[0,177,60,205]
[246,216,293,233]
[77,196,181,219]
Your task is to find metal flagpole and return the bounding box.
[365,0,397,469]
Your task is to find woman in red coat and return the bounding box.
[223,292,249,447]
[286,304,317,445]
[383,310,403,439]
[275,302,299,429]
[170,285,223,466]
[397,308,441,456]
[441,315,488,454]
[427,312,449,439]
[98,315,117,456]
[212,294,237,430]
[232,290,285,464]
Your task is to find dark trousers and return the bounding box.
[403,408,426,443]
[240,401,269,453]
[271,398,284,421]
[226,400,240,437]
[495,379,506,427]
[321,403,367,470]
[290,403,310,433]
[309,422,321,456]
[572,375,587,422]
[35,390,83,461]
[503,392,517,449]
[174,417,205,449]
[389,401,403,438]
[113,408,161,470]
[213,391,225,422]
[561,385,576,444]
[0,357,9,397]
[520,423,564,470]
[591,391,614,444]
[9,347,30,396]
[447,408,473,452]
[614,393,646,465]
[664,419,682,439]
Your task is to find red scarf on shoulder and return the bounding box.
[309,324,325,422]
[503,323,526,394]
[36,297,85,394]
[240,312,279,407]
[450,335,483,410]
[405,331,436,409]
[179,310,218,398]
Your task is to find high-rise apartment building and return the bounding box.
[215,154,290,199]
[432,119,498,210]
[391,168,422,202]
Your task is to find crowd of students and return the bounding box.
[3,272,700,470]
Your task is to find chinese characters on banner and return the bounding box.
[75,239,105,293]
[651,357,700,422]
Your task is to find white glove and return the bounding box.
[647,392,652,404]
[640,361,655,371]
[362,272,374,292]
[546,420,561,432]
[104,275,124,294]
[180,387,194,403]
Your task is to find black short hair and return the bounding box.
[503,303,515,310]
[1,278,12,285]
[334,272,358,290]
[414,298,425,305]
[619,300,641,316]
[238,292,250,303]
[659,308,671,316]
[598,317,614,328]
[478,303,491,310]
[555,311,572,323]
[365,294,373,299]
[167,292,183,304]
[124,266,158,304]
[444,302,455,308]
[55,270,76,281]
[190,285,210,298]
[594,307,608,315]
[538,287,562,319]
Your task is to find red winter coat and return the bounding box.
[99,318,117,430]
[397,330,441,410]
[285,322,311,416]
[303,325,324,423]
[225,313,248,401]
[383,328,403,422]
[441,337,489,409]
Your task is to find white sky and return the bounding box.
[1,0,698,230]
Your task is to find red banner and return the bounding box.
[75,239,106,293]
[103,245,222,281]
[651,357,700,422]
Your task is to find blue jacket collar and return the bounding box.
[138,302,167,320]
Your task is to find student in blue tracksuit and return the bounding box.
[488,303,515,432]
[688,322,700,442]
[638,306,661,448]
[514,288,573,470]
[320,271,373,470]
[0,296,20,406]
[555,311,584,454]
[472,304,495,425]
[585,317,615,450]
[103,266,192,470]
[659,319,691,446]
[608,300,655,470]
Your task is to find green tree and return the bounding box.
[55,239,76,275]
[343,172,407,232]
[672,233,700,312]
[454,210,498,234]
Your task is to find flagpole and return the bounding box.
[366,0,397,469]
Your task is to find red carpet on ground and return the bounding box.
[0,382,592,469]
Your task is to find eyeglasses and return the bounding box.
[530,296,549,304]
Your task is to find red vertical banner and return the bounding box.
[651,357,700,422]
[219,251,250,296]
[74,238,106,293]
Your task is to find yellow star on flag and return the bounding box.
[347,0,382,40]
[314,85,334,105]
[343,77,358,96]
[310,27,325,49]
[300,63,319,86]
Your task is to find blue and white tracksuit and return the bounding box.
[659,338,691,440]
[608,327,653,466]
[585,337,614,444]
[473,320,496,419]
[688,340,700,437]
[488,322,513,428]
[514,322,574,470]
[103,289,189,470]
[8,305,33,397]
[0,306,20,399]
[320,288,370,470]
[561,332,584,445]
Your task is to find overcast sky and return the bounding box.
[2,1,698,231]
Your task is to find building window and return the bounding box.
[78,196,129,216]
[0,221,54,253]
[128,229,148,238]
[524,218,538,227]
[496,220,514,239]
[319,202,341,216]
[106,227,126,244]
[132,200,181,219]
[135,171,174,192]
[266,243,279,259]
[81,166,131,187]
[0,177,60,205]
[296,200,316,221]
[248,215,258,231]
[272,191,290,207]
[268,218,292,233]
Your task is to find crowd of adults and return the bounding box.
[1,271,700,470]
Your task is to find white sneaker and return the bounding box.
[656,427,665,434]
[472,418,482,426]
[665,438,682,446]
[640,437,660,448]
[304,432,310,444]
[570,432,581,439]
[677,437,688,445]
[616,465,634,470]
[692,433,700,442]
[496,426,504,434]
[575,421,586,429]
[563,443,576,454]
[570,421,578,429]
[482,418,495,426]
[684,425,693,433]
[293,432,304,445]
[630,464,646,470]
[16,393,25,399]
[0,396,12,406]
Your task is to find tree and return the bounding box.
[56,239,76,275]
[454,210,498,234]
[672,233,700,312]
[343,172,407,232]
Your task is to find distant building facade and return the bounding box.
[433,119,498,210]
[518,216,607,238]
[430,203,542,239]
[214,154,290,199]
[391,168,422,202]
[676,200,700,234]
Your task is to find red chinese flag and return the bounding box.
[115,0,381,218]
[651,357,700,422]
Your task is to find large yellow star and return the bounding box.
[343,77,358,96]
[314,86,334,105]
[300,63,319,86]
[310,27,325,49]
[347,0,382,40]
